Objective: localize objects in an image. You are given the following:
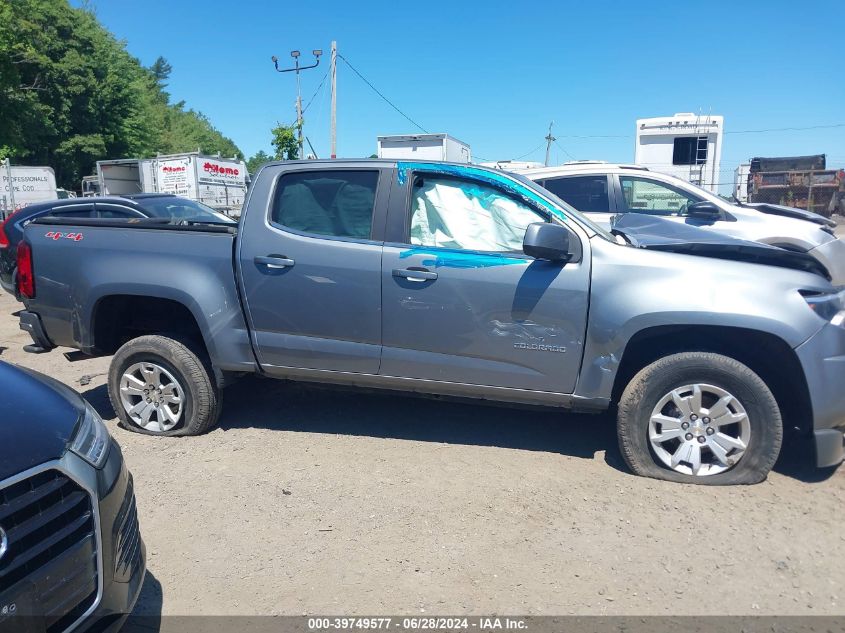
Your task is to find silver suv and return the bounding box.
[516,162,845,285]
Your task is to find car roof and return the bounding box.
[513,162,651,178]
[120,193,178,200]
[9,196,143,219]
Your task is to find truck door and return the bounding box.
[380,168,590,393]
[237,165,390,375]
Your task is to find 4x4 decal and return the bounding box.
[45,231,83,242]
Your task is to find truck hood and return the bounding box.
[0,362,83,480]
[611,214,830,280]
[740,202,836,228]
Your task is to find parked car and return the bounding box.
[0,193,234,295]
[15,160,845,485]
[514,162,845,285]
[0,361,145,632]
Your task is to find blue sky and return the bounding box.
[80,0,843,182]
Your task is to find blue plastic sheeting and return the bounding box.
[396,162,566,221]
[398,246,526,269]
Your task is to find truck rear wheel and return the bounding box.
[617,352,782,485]
[108,334,221,436]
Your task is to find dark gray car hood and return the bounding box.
[0,362,83,480]
[611,214,830,280]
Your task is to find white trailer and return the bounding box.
[734,162,751,203]
[377,134,471,163]
[96,152,249,213]
[1,164,59,216]
[634,113,723,193]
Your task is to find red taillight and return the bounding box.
[0,218,9,249]
[0,209,23,249]
[17,240,34,299]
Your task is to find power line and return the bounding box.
[726,123,845,134]
[512,143,545,160]
[337,53,429,133]
[302,71,328,114]
[551,122,845,140]
[554,139,576,160]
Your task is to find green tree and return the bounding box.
[246,150,273,174]
[0,0,242,190]
[271,124,299,161]
[150,56,172,86]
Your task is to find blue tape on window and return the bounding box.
[399,246,525,269]
[396,161,566,220]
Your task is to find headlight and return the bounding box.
[69,404,111,468]
[801,288,845,327]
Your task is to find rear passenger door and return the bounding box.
[540,175,614,228]
[238,165,390,375]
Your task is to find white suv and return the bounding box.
[515,162,845,285]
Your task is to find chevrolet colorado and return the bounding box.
[15,160,845,485]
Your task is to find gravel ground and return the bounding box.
[0,290,843,618]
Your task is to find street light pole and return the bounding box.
[271,48,322,159]
[330,41,337,159]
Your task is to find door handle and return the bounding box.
[392,267,437,282]
[255,255,295,269]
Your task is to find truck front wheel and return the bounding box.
[108,334,221,436]
[617,352,782,485]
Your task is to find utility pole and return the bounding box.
[330,41,337,159]
[544,121,556,167]
[271,48,322,159]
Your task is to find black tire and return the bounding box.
[617,352,782,485]
[108,334,221,436]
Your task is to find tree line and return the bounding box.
[0,0,242,190]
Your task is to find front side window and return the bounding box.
[409,176,545,252]
[541,176,610,213]
[96,204,141,219]
[139,199,235,224]
[271,170,379,239]
[618,176,701,216]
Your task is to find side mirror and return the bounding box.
[523,222,575,262]
[686,201,722,221]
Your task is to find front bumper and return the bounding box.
[77,442,146,633]
[795,322,845,467]
[0,444,145,633]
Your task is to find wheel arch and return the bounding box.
[610,324,813,435]
[89,293,208,357]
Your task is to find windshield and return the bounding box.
[509,172,617,241]
[137,197,236,224]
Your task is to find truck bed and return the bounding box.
[23,218,255,372]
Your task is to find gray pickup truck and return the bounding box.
[16,160,845,485]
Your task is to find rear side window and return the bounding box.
[541,176,610,213]
[271,170,379,239]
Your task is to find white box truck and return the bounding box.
[96,152,248,213]
[1,164,59,216]
[377,134,471,163]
